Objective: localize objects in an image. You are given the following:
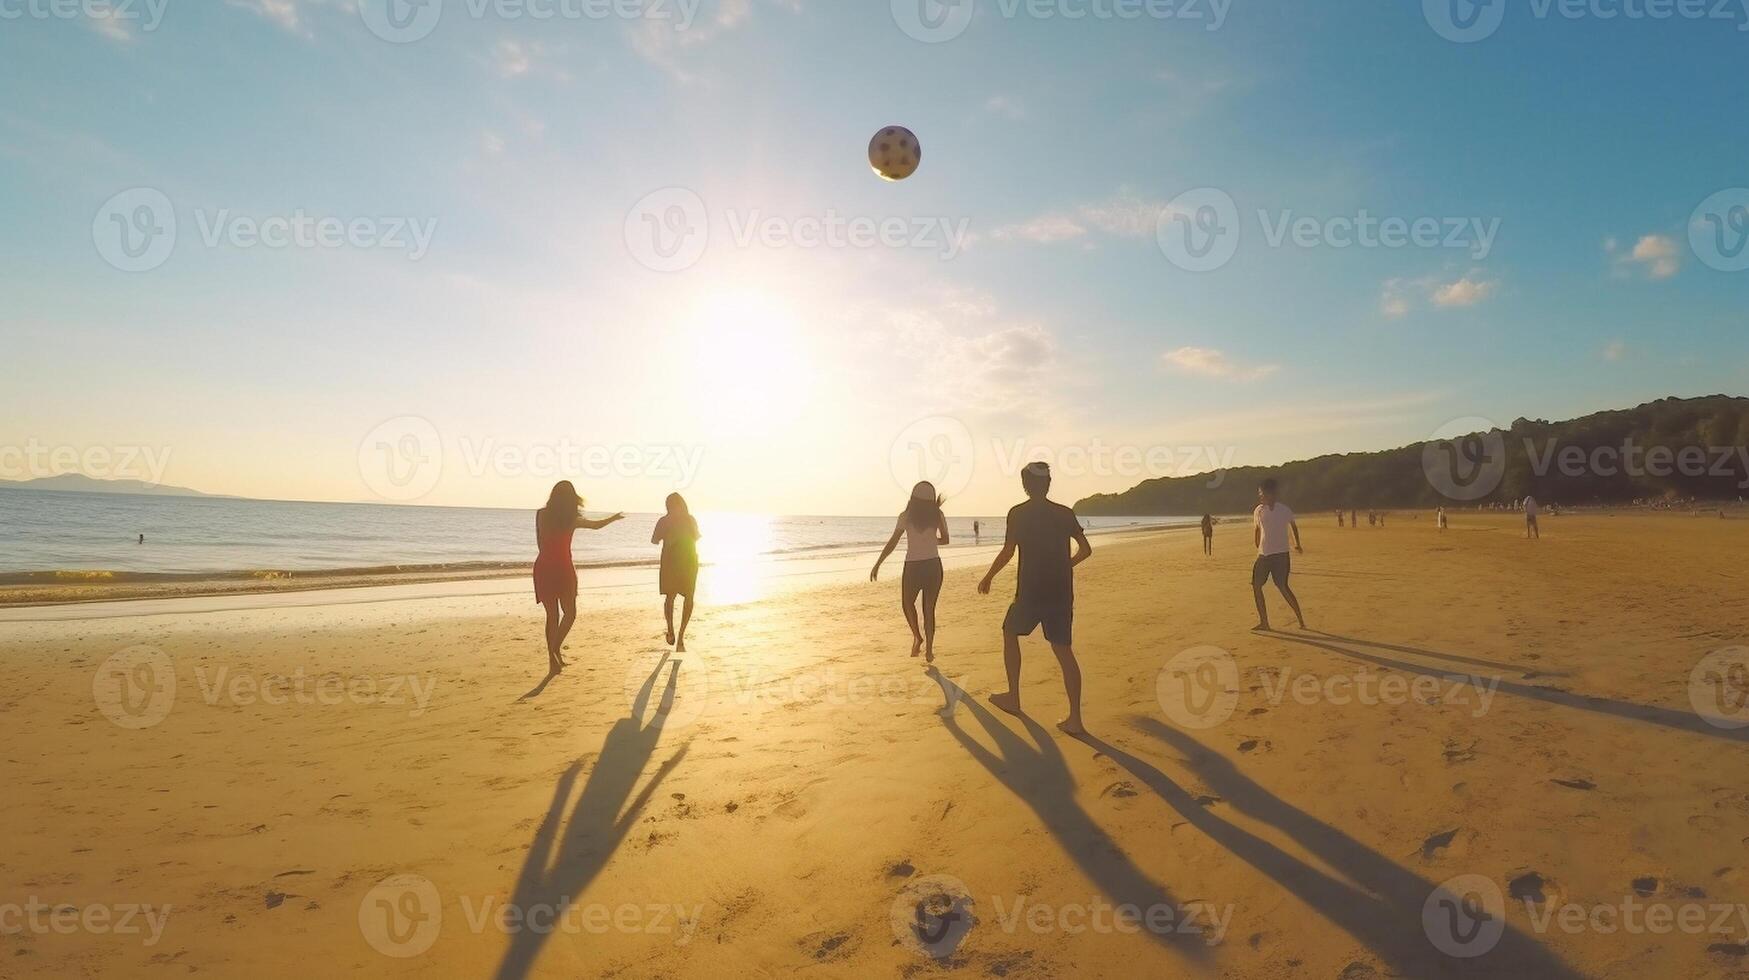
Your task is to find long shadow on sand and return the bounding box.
[493,652,691,980]
[1086,718,1585,978]
[1272,630,1745,744]
[932,673,1210,964]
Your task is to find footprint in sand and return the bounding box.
[1101,781,1140,799]
[1551,777,1596,791]
[1508,871,1557,906]
[799,929,858,961]
[1419,828,1460,861]
[885,860,916,878]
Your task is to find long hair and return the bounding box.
[541,480,582,529]
[904,481,943,531]
[665,492,696,534]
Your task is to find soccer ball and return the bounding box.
[868,126,921,181]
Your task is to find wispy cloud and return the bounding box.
[978,192,1167,247]
[1162,346,1280,382]
[225,0,321,37]
[1381,271,1499,316]
[1608,233,1680,280]
[985,95,1026,120]
[1602,339,1626,362]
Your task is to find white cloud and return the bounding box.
[1381,271,1499,316]
[1602,340,1626,362]
[981,192,1167,247]
[1161,346,1279,382]
[86,10,134,42]
[629,0,799,82]
[1606,233,1680,280]
[225,0,319,36]
[1430,275,1498,308]
[494,39,532,77]
[985,95,1025,120]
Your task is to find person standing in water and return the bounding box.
[978,462,1091,735]
[973,520,981,543]
[871,481,949,663]
[1251,478,1306,632]
[651,493,702,653]
[1201,513,1215,556]
[532,481,625,676]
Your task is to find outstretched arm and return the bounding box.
[936,511,950,546]
[871,525,903,581]
[579,512,626,531]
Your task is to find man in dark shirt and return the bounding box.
[977,462,1093,735]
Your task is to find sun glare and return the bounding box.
[682,289,814,430]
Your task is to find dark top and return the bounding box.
[1201,515,1214,535]
[1006,498,1080,607]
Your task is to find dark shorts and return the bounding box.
[1252,552,1291,589]
[1004,600,1073,645]
[901,557,943,595]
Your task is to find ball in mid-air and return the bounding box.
[868,126,921,181]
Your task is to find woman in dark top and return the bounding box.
[651,493,702,652]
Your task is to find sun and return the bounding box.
[681,289,814,429]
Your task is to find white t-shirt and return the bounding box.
[1254,503,1296,556]
[1524,496,1540,518]
[897,515,940,562]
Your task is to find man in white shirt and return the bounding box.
[1251,478,1306,631]
[1524,494,1540,539]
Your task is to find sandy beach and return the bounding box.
[4,513,1747,978]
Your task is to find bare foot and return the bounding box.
[924,646,935,664]
[1251,622,1271,632]
[675,638,687,653]
[1056,718,1086,736]
[989,691,1023,716]
[666,628,676,646]
[910,637,923,658]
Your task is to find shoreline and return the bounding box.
[0,523,1196,613]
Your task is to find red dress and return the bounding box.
[532,515,577,604]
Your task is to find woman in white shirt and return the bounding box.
[871,481,951,662]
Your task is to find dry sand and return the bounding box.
[3,513,1747,978]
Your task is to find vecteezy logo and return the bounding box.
[357,416,443,502]
[1690,647,1749,730]
[1156,188,1240,272]
[1423,0,1505,42]
[1422,417,1507,502]
[888,416,976,499]
[92,645,176,729]
[358,0,444,43]
[358,874,442,957]
[624,187,709,272]
[1689,189,1749,273]
[1422,874,1506,957]
[1156,646,1239,729]
[890,874,975,959]
[891,0,975,43]
[93,188,177,273]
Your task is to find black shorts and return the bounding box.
[901,558,943,595]
[1004,600,1073,645]
[1252,552,1291,588]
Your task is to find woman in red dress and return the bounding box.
[534,481,624,675]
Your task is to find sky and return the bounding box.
[1,0,1746,516]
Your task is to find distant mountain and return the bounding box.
[0,474,221,498]
[1076,395,1749,515]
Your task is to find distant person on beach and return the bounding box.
[1337,511,1345,528]
[1379,512,1387,528]
[1251,478,1306,632]
[1350,509,1358,528]
[872,481,949,662]
[532,481,625,675]
[651,493,701,653]
[1437,506,1448,531]
[138,534,144,544]
[973,520,981,542]
[977,462,1091,735]
[1524,494,1541,539]
[1201,513,1214,556]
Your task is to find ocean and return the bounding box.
[0,487,1189,580]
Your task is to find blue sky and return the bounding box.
[1,0,1745,514]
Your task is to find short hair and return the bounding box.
[1021,461,1052,495]
[1259,478,1279,494]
